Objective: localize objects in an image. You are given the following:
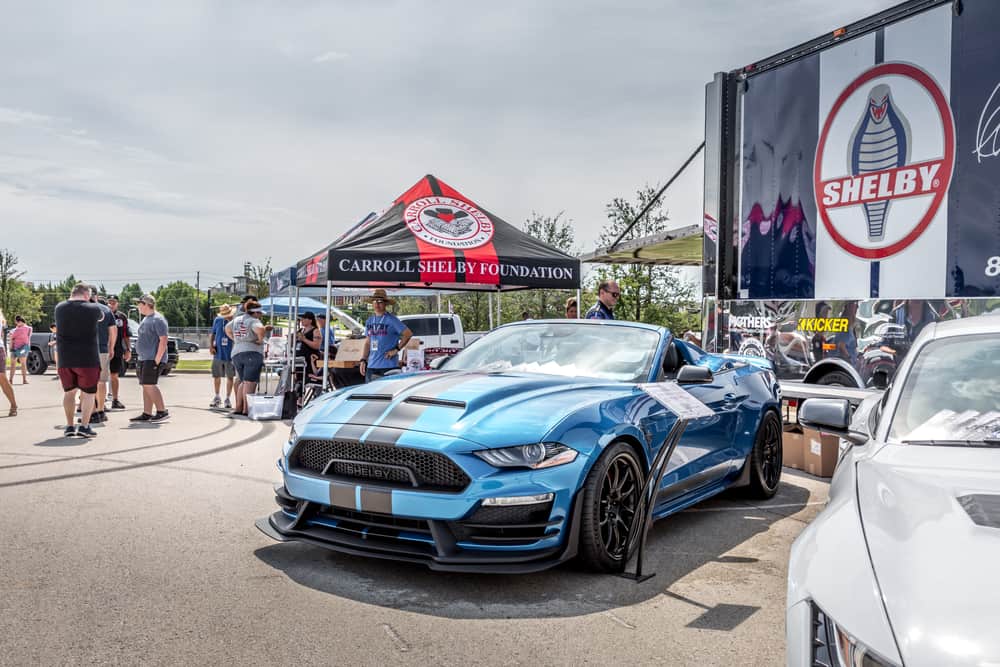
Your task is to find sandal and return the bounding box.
[8,407,16,417]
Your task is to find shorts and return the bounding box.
[232,352,263,384]
[99,353,110,382]
[0,347,6,372]
[211,358,235,379]
[12,344,29,358]
[109,354,125,374]
[138,360,164,386]
[58,367,100,393]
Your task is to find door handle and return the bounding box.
[450,339,459,344]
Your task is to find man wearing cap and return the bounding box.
[107,294,130,410]
[130,294,170,423]
[360,289,412,383]
[209,304,236,409]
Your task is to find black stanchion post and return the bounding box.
[618,417,689,583]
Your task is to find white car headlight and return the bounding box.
[473,443,577,469]
[813,602,900,667]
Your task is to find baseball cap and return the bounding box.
[136,294,156,307]
[107,294,119,301]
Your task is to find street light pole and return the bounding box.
[195,271,200,330]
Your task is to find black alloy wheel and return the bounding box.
[747,410,782,499]
[26,349,47,375]
[816,370,856,387]
[579,442,644,572]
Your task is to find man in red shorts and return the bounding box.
[54,283,103,438]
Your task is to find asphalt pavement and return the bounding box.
[0,370,829,666]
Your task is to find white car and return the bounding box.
[787,316,1000,667]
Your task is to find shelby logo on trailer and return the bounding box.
[404,197,495,250]
[814,63,955,260]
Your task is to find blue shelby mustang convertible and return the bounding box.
[257,320,783,573]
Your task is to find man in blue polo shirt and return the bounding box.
[585,279,620,320]
[209,304,235,409]
[359,289,412,382]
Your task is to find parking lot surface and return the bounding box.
[0,372,828,666]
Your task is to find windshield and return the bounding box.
[889,334,1000,443]
[445,322,662,382]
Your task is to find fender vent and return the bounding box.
[958,494,1000,529]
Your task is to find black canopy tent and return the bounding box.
[296,174,581,292]
[292,175,582,387]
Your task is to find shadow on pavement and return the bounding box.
[34,437,88,448]
[254,480,812,621]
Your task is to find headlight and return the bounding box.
[813,603,899,667]
[474,443,577,469]
[289,424,298,442]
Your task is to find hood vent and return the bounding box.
[404,396,467,409]
[347,394,393,402]
[958,494,1000,529]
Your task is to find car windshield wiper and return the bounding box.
[901,439,1000,447]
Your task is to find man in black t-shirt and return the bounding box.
[107,295,130,410]
[54,283,103,438]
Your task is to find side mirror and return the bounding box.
[799,398,869,445]
[676,365,713,384]
[428,355,452,370]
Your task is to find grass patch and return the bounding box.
[175,358,212,371]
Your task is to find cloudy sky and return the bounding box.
[0,0,898,292]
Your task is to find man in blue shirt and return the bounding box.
[360,289,412,382]
[585,280,620,320]
[209,304,235,409]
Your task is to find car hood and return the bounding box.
[302,370,634,447]
[857,444,1000,667]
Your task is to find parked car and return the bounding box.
[257,319,783,573]
[175,338,200,352]
[787,316,1000,667]
[397,313,486,366]
[122,320,179,376]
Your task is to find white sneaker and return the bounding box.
[223,398,232,409]
[210,396,221,408]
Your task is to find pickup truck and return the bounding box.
[27,320,178,376]
[397,314,486,355]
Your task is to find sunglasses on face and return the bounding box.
[373,299,386,304]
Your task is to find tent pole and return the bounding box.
[322,280,332,389]
[576,288,581,319]
[497,289,502,325]
[437,292,442,342]
[488,293,493,329]
[290,287,299,391]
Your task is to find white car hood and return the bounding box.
[857,444,1000,667]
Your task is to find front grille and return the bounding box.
[291,438,470,491]
[450,501,557,545]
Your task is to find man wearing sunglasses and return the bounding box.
[585,280,620,320]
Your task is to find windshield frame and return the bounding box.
[443,320,666,383]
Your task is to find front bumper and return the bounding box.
[256,483,584,573]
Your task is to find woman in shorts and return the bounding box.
[7,315,32,385]
[226,300,271,417]
[0,310,18,415]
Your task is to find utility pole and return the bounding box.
[195,271,200,330]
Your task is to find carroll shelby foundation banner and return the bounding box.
[301,175,580,291]
[739,0,1000,299]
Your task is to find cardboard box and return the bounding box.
[403,338,425,372]
[330,338,367,368]
[782,424,805,471]
[801,427,840,478]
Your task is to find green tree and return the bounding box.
[592,186,699,331]
[32,274,77,326]
[0,249,43,325]
[247,257,273,300]
[154,281,200,328]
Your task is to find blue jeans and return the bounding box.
[232,352,263,383]
[365,367,394,383]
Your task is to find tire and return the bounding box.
[578,441,644,573]
[816,370,856,387]
[27,348,48,375]
[745,411,782,499]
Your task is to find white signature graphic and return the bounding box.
[973,82,1000,163]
